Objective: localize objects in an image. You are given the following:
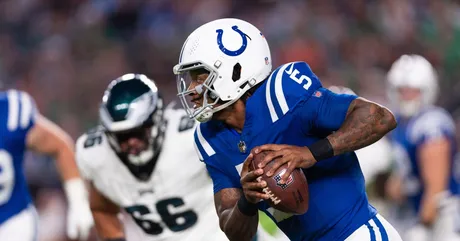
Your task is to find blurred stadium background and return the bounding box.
[2,0,460,240]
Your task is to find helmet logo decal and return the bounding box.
[216,25,249,56]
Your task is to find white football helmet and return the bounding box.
[386,54,439,117]
[173,18,272,122]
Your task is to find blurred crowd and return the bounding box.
[1,0,460,240]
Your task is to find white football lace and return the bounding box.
[257,176,281,205]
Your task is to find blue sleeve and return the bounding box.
[194,123,240,193]
[205,162,237,194]
[298,88,357,133]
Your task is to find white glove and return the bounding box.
[64,178,94,241]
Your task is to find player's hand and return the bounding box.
[240,153,270,203]
[253,144,316,184]
[64,179,94,241]
[67,202,94,241]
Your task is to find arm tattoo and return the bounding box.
[327,98,396,156]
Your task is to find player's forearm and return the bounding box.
[418,180,449,225]
[54,144,81,181]
[93,210,125,240]
[28,116,81,181]
[55,144,89,206]
[215,189,259,240]
[418,181,447,226]
[220,206,259,241]
[327,98,397,156]
[418,140,451,226]
[419,193,438,226]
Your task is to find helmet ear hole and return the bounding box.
[232,63,242,82]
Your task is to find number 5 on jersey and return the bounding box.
[285,64,312,90]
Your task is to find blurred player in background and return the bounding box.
[0,90,94,241]
[75,73,226,241]
[174,18,401,241]
[76,73,278,241]
[384,54,460,241]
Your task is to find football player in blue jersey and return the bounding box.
[384,54,460,241]
[173,18,402,241]
[0,90,93,240]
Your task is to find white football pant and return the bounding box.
[0,205,38,241]
[345,214,402,241]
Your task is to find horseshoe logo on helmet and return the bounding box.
[216,25,250,56]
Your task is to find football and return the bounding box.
[251,150,309,215]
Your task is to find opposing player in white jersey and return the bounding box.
[0,90,94,241]
[75,74,233,241]
[385,54,460,241]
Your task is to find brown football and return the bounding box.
[251,150,309,215]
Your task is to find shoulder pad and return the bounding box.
[75,127,108,180]
[164,107,197,133]
[1,89,38,133]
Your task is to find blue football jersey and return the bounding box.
[0,90,37,225]
[389,107,458,213]
[194,62,376,241]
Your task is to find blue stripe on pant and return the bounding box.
[373,216,389,241]
[366,222,376,241]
